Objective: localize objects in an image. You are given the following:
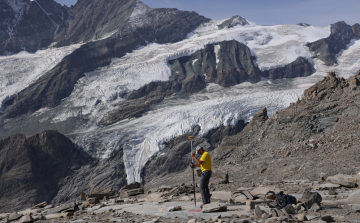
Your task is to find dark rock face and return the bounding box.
[307,21,358,66]
[1,1,209,119]
[141,121,246,184]
[0,130,87,212]
[263,57,314,79]
[218,15,249,29]
[0,0,67,54]
[170,40,263,87]
[0,130,129,212]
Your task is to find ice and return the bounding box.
[51,18,333,183]
[0,44,81,111]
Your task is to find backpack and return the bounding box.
[265,191,297,209]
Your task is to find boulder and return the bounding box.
[301,191,322,210]
[90,188,116,199]
[45,212,71,220]
[234,194,248,204]
[88,197,100,204]
[250,187,279,198]
[326,174,357,188]
[31,201,48,209]
[19,215,34,223]
[8,213,23,221]
[254,205,263,220]
[284,205,297,214]
[47,202,76,214]
[168,206,182,212]
[210,191,232,202]
[294,213,308,221]
[265,217,281,223]
[246,201,255,212]
[119,182,144,198]
[310,203,321,212]
[312,183,340,190]
[146,193,163,202]
[202,203,227,213]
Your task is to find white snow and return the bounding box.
[0,44,81,110]
[214,44,220,68]
[4,12,360,184]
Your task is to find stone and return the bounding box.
[119,182,144,198]
[261,213,270,219]
[45,213,71,220]
[146,193,163,202]
[246,201,255,212]
[302,191,322,210]
[126,188,145,196]
[326,174,357,188]
[284,204,297,214]
[294,213,308,221]
[270,209,278,217]
[277,216,288,222]
[328,189,336,195]
[211,191,232,202]
[202,203,227,213]
[250,187,279,198]
[88,197,100,205]
[8,213,23,221]
[187,219,196,223]
[234,194,247,204]
[31,201,48,209]
[168,206,182,212]
[81,191,87,201]
[254,205,263,220]
[265,217,280,223]
[312,183,340,190]
[19,215,33,223]
[321,216,335,222]
[352,204,360,212]
[310,203,321,212]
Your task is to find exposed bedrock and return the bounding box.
[1,3,209,119]
[141,120,247,184]
[0,130,128,212]
[307,21,360,66]
[217,15,249,29]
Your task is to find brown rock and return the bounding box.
[202,203,227,213]
[19,215,34,223]
[8,213,23,221]
[90,188,116,199]
[88,197,100,204]
[254,205,263,220]
[246,201,255,212]
[31,201,48,209]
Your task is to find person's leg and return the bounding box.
[203,171,212,204]
[199,172,207,205]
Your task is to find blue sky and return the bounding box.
[56,0,360,27]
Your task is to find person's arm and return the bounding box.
[191,152,204,166]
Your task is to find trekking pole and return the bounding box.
[188,136,196,207]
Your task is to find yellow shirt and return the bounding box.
[200,151,212,172]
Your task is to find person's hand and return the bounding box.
[190,163,196,169]
[191,152,195,158]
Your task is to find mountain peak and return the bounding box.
[218,15,249,29]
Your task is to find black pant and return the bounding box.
[200,171,212,204]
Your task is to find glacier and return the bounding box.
[2,12,360,183]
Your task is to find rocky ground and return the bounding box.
[2,174,360,223]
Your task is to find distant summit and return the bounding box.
[218,15,249,29]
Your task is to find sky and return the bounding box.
[56,0,360,27]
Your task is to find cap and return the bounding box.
[196,146,202,153]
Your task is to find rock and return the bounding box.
[265,218,281,223]
[321,216,335,222]
[254,205,263,220]
[210,191,232,202]
[45,212,71,220]
[234,194,247,204]
[294,213,308,221]
[270,209,278,217]
[246,201,255,212]
[31,201,48,209]
[261,213,270,219]
[88,197,100,205]
[250,187,279,198]
[302,191,322,210]
[326,174,357,188]
[328,189,336,195]
[47,202,76,215]
[19,215,33,223]
[168,206,182,212]
[202,203,227,213]
[8,213,23,221]
[313,183,340,190]
[284,204,297,214]
[187,219,196,223]
[119,182,144,198]
[146,193,163,202]
[352,204,360,212]
[179,196,192,201]
[90,188,116,199]
[310,203,321,212]
[81,191,87,201]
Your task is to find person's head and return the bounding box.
[196,146,205,155]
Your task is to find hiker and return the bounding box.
[191,146,212,208]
